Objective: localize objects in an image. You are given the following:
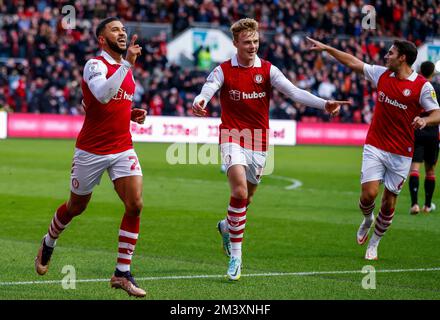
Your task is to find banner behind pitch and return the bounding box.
[0,111,7,139]
[6,114,297,146]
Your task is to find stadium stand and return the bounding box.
[0,0,439,123]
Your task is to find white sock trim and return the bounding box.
[116,263,130,272]
[119,229,139,239]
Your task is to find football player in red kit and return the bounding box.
[408,61,440,215]
[307,37,440,260]
[193,18,348,280]
[35,17,147,297]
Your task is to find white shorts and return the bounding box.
[220,143,266,185]
[361,144,412,195]
[70,148,142,195]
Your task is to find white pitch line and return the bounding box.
[268,175,303,190]
[267,175,359,195]
[1,267,440,286]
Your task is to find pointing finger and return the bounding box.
[130,34,138,47]
[332,100,352,105]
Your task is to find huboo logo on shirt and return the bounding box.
[378,91,408,110]
[113,88,133,101]
[228,90,266,101]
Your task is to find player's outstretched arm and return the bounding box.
[307,37,365,74]
[270,65,350,117]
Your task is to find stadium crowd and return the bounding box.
[0,0,439,123]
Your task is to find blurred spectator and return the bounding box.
[197,46,212,71]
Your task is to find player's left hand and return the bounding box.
[412,116,427,130]
[131,108,147,124]
[324,100,351,117]
[192,99,207,117]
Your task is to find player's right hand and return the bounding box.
[125,34,142,66]
[306,37,328,52]
[192,99,207,117]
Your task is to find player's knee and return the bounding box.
[361,190,377,204]
[425,169,436,178]
[125,198,143,216]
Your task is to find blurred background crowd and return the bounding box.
[0,0,439,123]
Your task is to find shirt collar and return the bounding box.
[231,54,261,68]
[390,70,418,82]
[100,50,126,65]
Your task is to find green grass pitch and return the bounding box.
[1,138,439,299]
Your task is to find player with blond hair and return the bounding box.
[193,18,349,280]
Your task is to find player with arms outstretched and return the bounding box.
[35,17,148,297]
[193,18,348,280]
[307,37,440,260]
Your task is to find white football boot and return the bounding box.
[227,256,242,281]
[422,202,436,214]
[357,213,374,245]
[365,238,380,260]
[217,220,231,257]
[409,204,420,215]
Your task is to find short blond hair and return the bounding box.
[230,18,259,41]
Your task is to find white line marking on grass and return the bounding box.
[268,175,303,190]
[2,267,440,286]
[266,175,359,195]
